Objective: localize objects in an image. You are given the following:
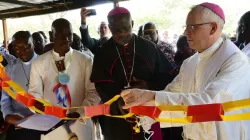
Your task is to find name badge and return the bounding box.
[58,73,70,84]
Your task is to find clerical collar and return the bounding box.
[52,48,73,61]
[22,53,38,65]
[199,38,223,59]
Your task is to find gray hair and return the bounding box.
[100,21,108,25]
[191,5,224,30]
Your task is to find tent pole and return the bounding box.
[2,19,8,49]
[114,1,119,8]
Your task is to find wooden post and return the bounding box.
[2,19,8,50]
[114,1,119,8]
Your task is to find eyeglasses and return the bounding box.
[183,22,213,31]
[13,44,32,54]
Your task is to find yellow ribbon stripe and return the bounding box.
[1,53,250,123]
[5,80,25,93]
[28,106,45,114]
[103,95,134,119]
[106,113,134,118]
[222,98,250,112]
[104,95,121,105]
[0,55,3,63]
[35,98,51,106]
[158,105,188,112]
[221,112,250,122]
[2,87,16,99]
[156,116,193,124]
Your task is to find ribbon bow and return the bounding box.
[53,83,71,107]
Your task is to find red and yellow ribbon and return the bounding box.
[1,54,250,123]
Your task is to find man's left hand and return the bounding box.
[121,89,155,109]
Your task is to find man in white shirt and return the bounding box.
[29,18,100,140]
[237,11,250,57]
[121,2,250,140]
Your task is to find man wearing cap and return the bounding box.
[237,11,250,57]
[142,22,175,62]
[121,2,250,140]
[80,8,110,55]
[91,7,176,140]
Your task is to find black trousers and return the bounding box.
[6,125,42,140]
[162,127,183,140]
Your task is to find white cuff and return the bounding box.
[155,91,169,106]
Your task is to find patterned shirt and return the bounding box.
[157,40,175,62]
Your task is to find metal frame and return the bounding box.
[0,0,47,8]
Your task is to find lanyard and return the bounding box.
[114,36,135,88]
[51,50,73,74]
[51,50,73,107]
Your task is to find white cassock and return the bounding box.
[242,42,250,58]
[29,48,101,140]
[155,38,250,140]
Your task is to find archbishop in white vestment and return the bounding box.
[154,38,250,140]
[29,48,100,140]
[121,2,250,140]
